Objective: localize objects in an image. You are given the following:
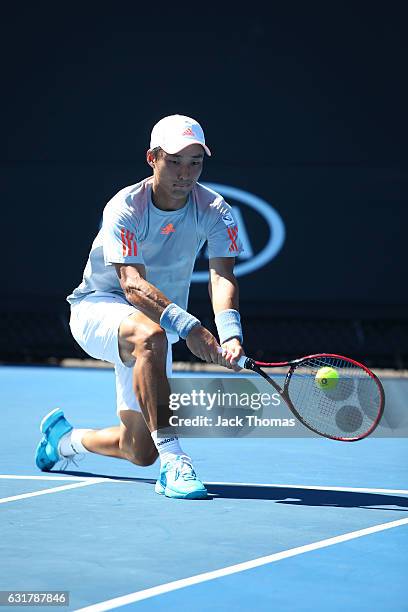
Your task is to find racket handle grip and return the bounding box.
[216,347,248,369]
[236,355,247,368]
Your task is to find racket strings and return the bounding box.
[286,356,382,440]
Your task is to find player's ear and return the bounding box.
[146,149,155,168]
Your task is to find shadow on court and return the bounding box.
[54,469,156,484]
[206,484,408,510]
[54,469,408,510]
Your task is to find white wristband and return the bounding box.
[215,309,243,344]
[160,303,201,339]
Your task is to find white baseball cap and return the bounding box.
[149,114,211,156]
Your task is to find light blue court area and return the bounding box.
[0,366,407,611]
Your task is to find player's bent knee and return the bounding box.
[133,326,167,358]
[119,315,168,363]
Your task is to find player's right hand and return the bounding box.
[186,325,230,368]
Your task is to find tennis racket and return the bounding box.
[228,352,385,441]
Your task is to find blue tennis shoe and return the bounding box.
[35,408,73,472]
[155,455,208,499]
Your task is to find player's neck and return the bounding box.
[151,184,189,212]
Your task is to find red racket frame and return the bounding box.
[241,353,385,441]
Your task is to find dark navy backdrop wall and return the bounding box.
[1,3,407,363]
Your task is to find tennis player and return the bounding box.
[35,114,244,499]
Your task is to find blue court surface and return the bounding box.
[1,366,407,611]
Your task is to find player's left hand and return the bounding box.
[221,339,244,371]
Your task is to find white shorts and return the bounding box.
[69,292,177,414]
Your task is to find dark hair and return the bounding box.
[150,147,164,159]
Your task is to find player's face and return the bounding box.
[151,144,205,201]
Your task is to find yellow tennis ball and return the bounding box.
[315,366,339,390]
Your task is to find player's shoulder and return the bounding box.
[194,182,234,223]
[194,182,232,214]
[103,177,153,219]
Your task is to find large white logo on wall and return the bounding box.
[192,183,286,282]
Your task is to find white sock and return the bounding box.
[151,430,189,464]
[58,429,93,457]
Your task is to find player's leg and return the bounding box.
[36,294,207,496]
[118,311,207,498]
[36,295,154,471]
[35,409,157,471]
[76,411,157,466]
[69,309,207,496]
[117,411,158,466]
[68,310,173,465]
[118,310,172,432]
[37,306,181,468]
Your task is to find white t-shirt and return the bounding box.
[67,177,243,310]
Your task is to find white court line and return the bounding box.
[0,480,102,505]
[1,475,408,495]
[75,516,408,612]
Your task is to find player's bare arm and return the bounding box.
[209,256,244,368]
[115,262,170,322]
[115,262,227,366]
